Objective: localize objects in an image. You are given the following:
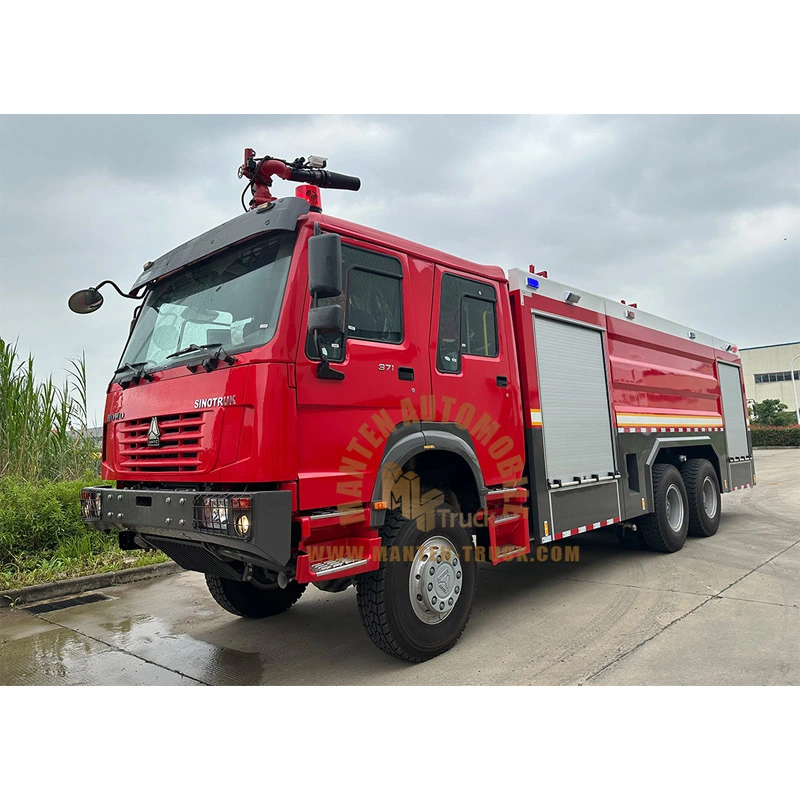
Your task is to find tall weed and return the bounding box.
[0,337,98,481]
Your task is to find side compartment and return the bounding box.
[533,314,622,542]
[605,308,728,518]
[717,360,755,491]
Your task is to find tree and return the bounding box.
[750,398,790,426]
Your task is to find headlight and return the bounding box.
[80,489,102,520]
[231,496,252,537]
[195,494,253,540]
[234,513,251,537]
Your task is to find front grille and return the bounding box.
[118,412,206,472]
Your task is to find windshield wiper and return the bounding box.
[166,343,222,359]
[167,342,237,373]
[114,361,155,389]
[114,360,150,375]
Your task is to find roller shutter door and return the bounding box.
[534,316,616,484]
[718,362,750,459]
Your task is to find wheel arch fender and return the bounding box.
[644,436,723,503]
[369,428,487,528]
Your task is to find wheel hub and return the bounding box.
[665,484,684,532]
[702,476,718,518]
[409,535,463,625]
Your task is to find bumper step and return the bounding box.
[310,556,369,578]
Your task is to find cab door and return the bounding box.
[428,266,522,488]
[295,237,433,510]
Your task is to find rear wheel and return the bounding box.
[205,574,306,618]
[639,464,689,553]
[681,458,721,537]
[356,509,476,662]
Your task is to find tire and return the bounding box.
[680,458,721,537]
[638,464,689,553]
[355,509,476,662]
[205,574,306,618]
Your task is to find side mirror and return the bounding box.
[308,304,344,335]
[308,233,343,298]
[68,288,104,314]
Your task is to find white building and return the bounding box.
[738,341,800,415]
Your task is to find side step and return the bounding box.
[488,513,530,564]
[493,544,528,560]
[310,556,369,578]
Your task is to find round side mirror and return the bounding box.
[68,288,104,314]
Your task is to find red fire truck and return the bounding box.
[71,149,755,662]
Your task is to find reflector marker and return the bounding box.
[529,409,542,427]
[617,426,725,434]
[730,484,753,491]
[541,516,621,544]
[616,412,723,428]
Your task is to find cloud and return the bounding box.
[1,114,798,424]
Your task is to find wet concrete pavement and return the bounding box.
[2,449,798,685]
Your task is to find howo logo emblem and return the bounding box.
[147,417,161,447]
[437,570,452,594]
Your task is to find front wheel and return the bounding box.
[356,509,476,662]
[205,573,306,618]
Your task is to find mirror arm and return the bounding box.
[93,279,145,301]
[317,359,345,381]
[312,317,345,382]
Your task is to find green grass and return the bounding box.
[0,340,169,591]
[0,540,169,591]
[0,337,171,590]
[0,476,170,591]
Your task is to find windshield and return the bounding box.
[120,232,295,372]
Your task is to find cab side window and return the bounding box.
[437,274,498,374]
[307,244,403,362]
[344,248,403,343]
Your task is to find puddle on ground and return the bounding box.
[95,614,265,685]
[1,627,110,685]
[1,611,265,685]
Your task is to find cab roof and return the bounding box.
[130,196,509,293]
[312,211,508,285]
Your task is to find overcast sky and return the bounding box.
[1,114,798,425]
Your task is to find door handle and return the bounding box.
[496,375,508,387]
[399,367,415,381]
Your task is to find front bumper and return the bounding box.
[81,487,292,569]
